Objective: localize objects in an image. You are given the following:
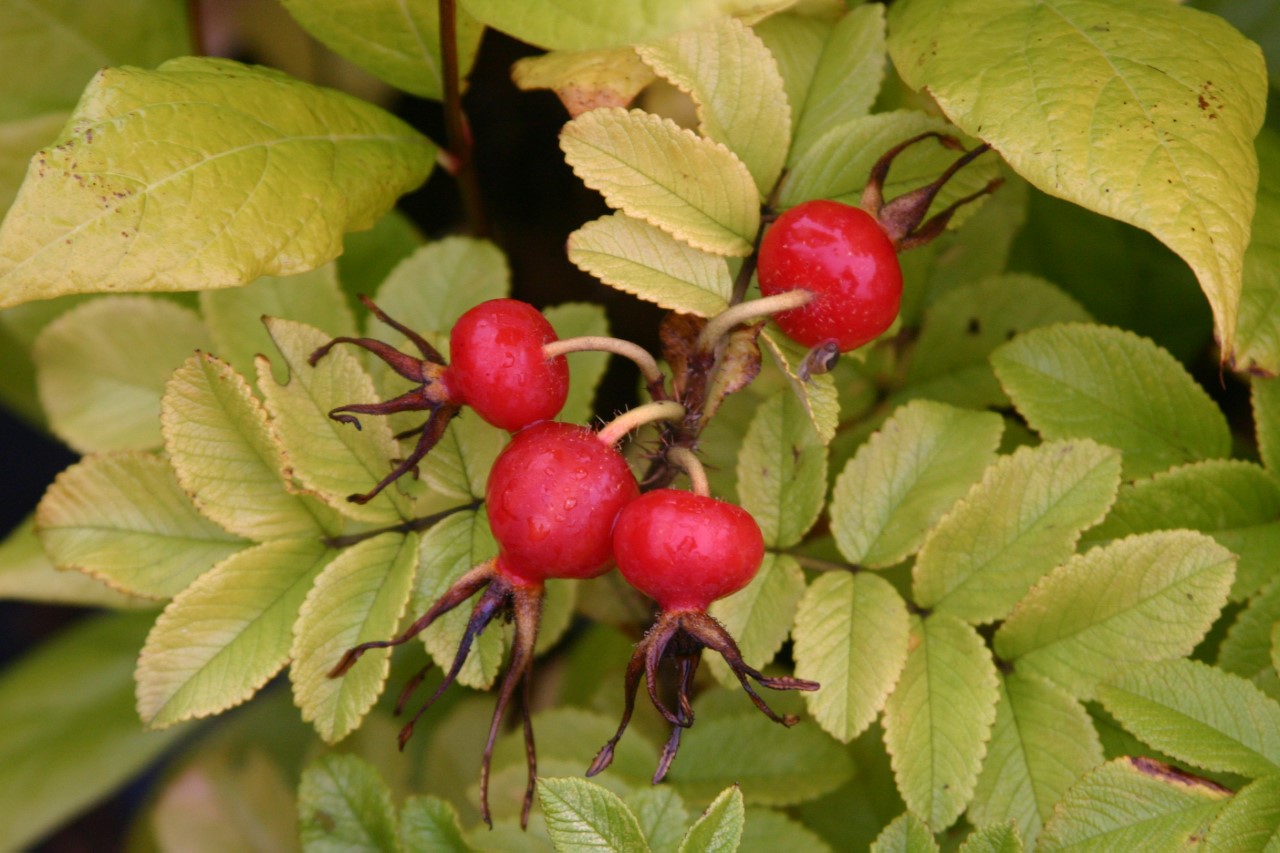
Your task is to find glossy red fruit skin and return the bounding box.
[486,421,639,584]
[444,299,570,432]
[757,199,902,352]
[612,490,765,613]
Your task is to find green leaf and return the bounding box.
[338,209,423,300]
[1256,377,1280,476]
[914,440,1122,623]
[1037,757,1231,851]
[995,531,1236,699]
[458,0,784,50]
[513,47,656,117]
[830,400,1004,569]
[1234,128,1280,373]
[903,275,1092,409]
[537,776,650,853]
[399,795,472,853]
[780,110,999,220]
[1220,575,1280,692]
[888,0,1267,355]
[793,572,909,744]
[279,0,483,99]
[1080,459,1280,601]
[163,352,337,541]
[960,822,1023,853]
[0,0,190,213]
[1203,774,1280,852]
[568,213,733,317]
[0,612,188,851]
[783,4,886,168]
[200,264,357,385]
[626,788,689,853]
[737,807,832,853]
[678,786,744,853]
[759,330,839,444]
[0,57,435,309]
[36,452,247,599]
[882,613,999,831]
[752,14,826,139]
[992,324,1232,478]
[735,391,827,548]
[292,532,419,743]
[638,17,789,196]
[969,672,1104,848]
[374,237,511,346]
[414,510,502,689]
[258,317,411,523]
[668,712,853,806]
[1098,659,1280,779]
[298,753,399,853]
[560,108,759,257]
[33,295,209,452]
[707,554,806,690]
[546,302,610,425]
[870,813,939,853]
[0,515,145,608]
[136,537,333,728]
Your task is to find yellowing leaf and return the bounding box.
[0,516,145,609]
[513,47,655,116]
[889,0,1267,354]
[136,538,333,728]
[639,17,789,196]
[568,212,732,316]
[0,57,435,309]
[561,108,759,256]
[1234,127,1280,374]
[34,296,209,453]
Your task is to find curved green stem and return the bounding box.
[545,336,666,393]
[597,401,686,447]
[697,291,813,352]
[665,447,709,497]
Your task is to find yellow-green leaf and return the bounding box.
[513,47,655,116]
[0,57,434,309]
[0,516,145,609]
[759,330,839,444]
[136,538,333,728]
[561,108,759,257]
[888,0,1267,354]
[735,391,827,548]
[568,212,732,317]
[1234,127,1280,374]
[707,554,806,690]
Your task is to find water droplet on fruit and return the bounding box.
[563,497,577,510]
[502,352,516,367]
[528,518,550,541]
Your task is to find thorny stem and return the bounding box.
[545,336,667,397]
[665,447,710,498]
[439,0,488,237]
[696,291,813,353]
[321,499,482,549]
[597,400,686,447]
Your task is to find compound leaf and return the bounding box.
[298,753,398,853]
[135,537,333,728]
[33,295,209,453]
[830,400,1003,569]
[163,352,336,541]
[995,531,1235,699]
[992,323,1231,478]
[1098,658,1280,779]
[560,108,759,257]
[639,17,789,196]
[889,0,1267,355]
[279,0,484,99]
[292,532,419,744]
[882,613,999,831]
[870,813,938,853]
[568,212,732,318]
[914,440,1121,623]
[793,572,910,744]
[537,776,649,853]
[968,672,1104,848]
[0,57,434,308]
[1037,757,1231,851]
[736,391,827,548]
[36,452,247,600]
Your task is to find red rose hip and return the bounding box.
[757,199,902,353]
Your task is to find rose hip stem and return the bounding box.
[543,335,668,399]
[596,400,686,446]
[695,291,814,353]
[665,446,710,498]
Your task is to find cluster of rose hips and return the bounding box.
[317,131,994,825]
